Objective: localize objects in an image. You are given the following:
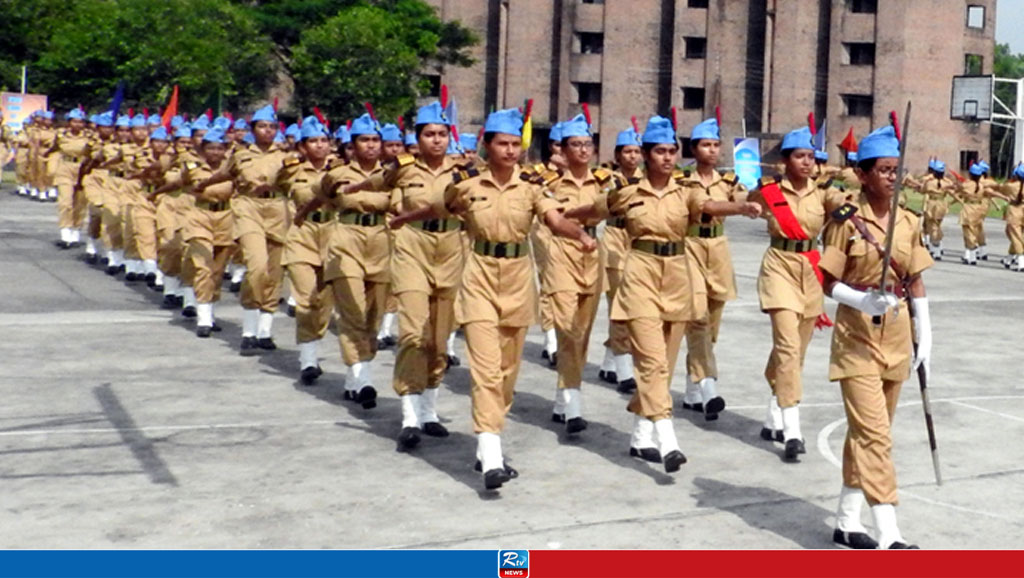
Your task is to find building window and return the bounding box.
[965,53,984,75]
[960,150,979,171]
[580,0,604,3]
[575,82,602,105]
[681,87,705,110]
[843,42,875,66]
[577,32,604,55]
[424,74,441,98]
[684,37,707,60]
[688,0,709,8]
[848,0,877,14]
[841,94,873,117]
[967,5,985,29]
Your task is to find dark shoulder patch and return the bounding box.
[817,177,834,189]
[452,166,480,185]
[592,167,613,184]
[672,168,692,184]
[721,172,739,185]
[627,176,641,185]
[396,153,416,167]
[327,158,347,170]
[283,156,301,168]
[757,176,777,188]
[831,203,858,222]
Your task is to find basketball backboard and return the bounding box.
[950,75,993,121]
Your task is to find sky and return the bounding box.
[997,0,1024,54]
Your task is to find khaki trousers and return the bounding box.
[840,374,903,506]
[551,290,600,390]
[392,289,456,396]
[465,322,527,434]
[237,232,284,312]
[685,298,726,382]
[287,262,333,344]
[332,277,388,365]
[188,239,235,303]
[603,268,630,355]
[764,309,817,408]
[57,182,87,229]
[626,317,688,421]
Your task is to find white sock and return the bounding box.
[114,250,125,265]
[630,416,657,450]
[614,353,634,382]
[346,363,364,392]
[601,348,615,372]
[565,388,582,420]
[182,287,197,308]
[69,229,81,243]
[683,378,702,404]
[978,245,988,258]
[287,295,297,307]
[653,418,681,455]
[446,331,457,356]
[836,486,869,533]
[256,311,273,339]
[419,388,440,423]
[764,396,783,430]
[401,395,422,429]
[231,264,246,283]
[60,228,70,243]
[552,386,567,415]
[782,405,802,441]
[298,340,319,370]
[143,259,158,275]
[545,328,558,354]
[699,377,719,404]
[477,432,503,472]
[196,303,214,328]
[871,504,905,549]
[241,308,259,337]
[377,312,395,339]
[85,239,97,255]
[154,270,164,286]
[163,276,180,297]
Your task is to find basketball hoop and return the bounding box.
[950,75,993,121]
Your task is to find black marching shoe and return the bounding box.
[105,265,119,276]
[256,337,277,351]
[629,447,662,463]
[124,272,139,283]
[84,253,98,265]
[239,336,259,356]
[598,370,618,384]
[541,350,550,361]
[445,354,460,369]
[703,396,725,421]
[421,422,449,437]
[286,304,296,318]
[196,326,212,338]
[760,427,784,443]
[784,438,806,461]
[833,528,879,550]
[396,427,421,452]
[663,450,687,473]
[551,413,566,424]
[474,461,519,487]
[210,323,222,332]
[229,281,242,293]
[681,401,704,413]
[161,295,179,310]
[616,378,637,394]
[300,366,323,386]
[145,273,157,288]
[343,386,378,409]
[181,305,197,318]
[548,351,558,368]
[566,417,588,434]
[886,542,920,550]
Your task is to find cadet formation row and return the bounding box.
[5,98,1020,550]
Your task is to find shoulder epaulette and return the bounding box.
[452,166,480,185]
[817,177,834,189]
[395,153,416,168]
[757,176,778,188]
[327,158,347,170]
[627,176,641,185]
[592,167,613,184]
[672,168,692,184]
[283,155,301,168]
[830,203,858,222]
[184,161,200,171]
[721,172,739,185]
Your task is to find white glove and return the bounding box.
[831,283,900,316]
[912,297,931,376]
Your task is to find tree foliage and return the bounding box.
[991,43,1024,176]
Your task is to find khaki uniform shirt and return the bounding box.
[540,167,614,295]
[435,165,560,327]
[599,176,709,322]
[819,199,933,381]
[367,154,465,293]
[682,169,747,302]
[183,158,235,246]
[956,179,991,225]
[837,166,861,191]
[227,143,290,242]
[280,155,334,267]
[747,177,848,316]
[603,169,641,272]
[320,160,390,282]
[1001,180,1024,225]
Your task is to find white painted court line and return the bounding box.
[0,310,172,327]
[946,400,1024,424]
[0,419,344,438]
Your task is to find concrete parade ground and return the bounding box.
[1,183,1022,550]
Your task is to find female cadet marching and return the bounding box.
[193,105,290,355]
[819,125,932,549]
[277,117,336,384]
[317,112,390,409]
[122,118,168,289]
[541,113,613,434]
[79,111,117,264]
[745,125,848,461]
[181,129,236,336]
[374,122,406,351]
[953,161,997,265]
[679,117,748,422]
[1001,164,1024,271]
[50,108,93,249]
[389,108,596,490]
[155,122,201,310]
[327,101,465,451]
[910,159,956,259]
[597,126,643,394]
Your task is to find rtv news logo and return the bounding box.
[498,549,529,578]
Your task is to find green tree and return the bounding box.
[0,0,67,93]
[31,0,272,112]
[991,43,1024,176]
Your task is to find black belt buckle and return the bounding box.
[358,214,372,226]
[583,226,597,237]
[493,243,507,258]
[698,228,713,239]
[423,219,440,233]
[656,243,671,257]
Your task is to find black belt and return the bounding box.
[308,210,335,223]
[632,239,683,257]
[110,170,124,178]
[687,224,724,239]
[413,218,461,233]
[473,240,528,259]
[250,190,284,199]
[849,283,906,299]
[196,200,230,212]
[583,225,598,237]
[338,211,385,227]
[607,217,627,229]
[770,238,815,252]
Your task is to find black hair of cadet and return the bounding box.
[415,123,450,139]
[642,139,680,155]
[857,158,878,172]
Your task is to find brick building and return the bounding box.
[424,0,995,171]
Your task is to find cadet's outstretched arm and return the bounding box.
[563,204,599,221]
[543,209,597,252]
[703,200,762,219]
[389,205,438,229]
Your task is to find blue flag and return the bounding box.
[108,81,125,116]
[813,118,827,152]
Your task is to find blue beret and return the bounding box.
[173,126,192,139]
[69,109,86,120]
[415,102,449,126]
[273,130,285,143]
[251,105,277,124]
[549,122,563,142]
[1014,164,1024,180]
[300,116,327,141]
[95,112,114,127]
[857,126,900,162]
[203,129,226,144]
[335,126,351,144]
[615,128,641,148]
[969,161,990,176]
[350,113,381,137]
[42,110,54,120]
[814,150,829,162]
[690,117,720,142]
[150,126,169,141]
[115,115,131,128]
[88,115,99,124]
[932,160,946,173]
[191,116,210,131]
[642,115,676,145]
[380,123,403,142]
[285,123,301,139]
[847,151,858,163]
[212,116,232,132]
[170,115,184,129]
[404,132,417,146]
[233,118,248,130]
[781,126,813,152]
[147,114,161,125]
[130,114,148,128]
[560,114,591,139]
[242,132,255,144]
[460,134,478,152]
[446,136,463,155]
[484,108,523,137]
